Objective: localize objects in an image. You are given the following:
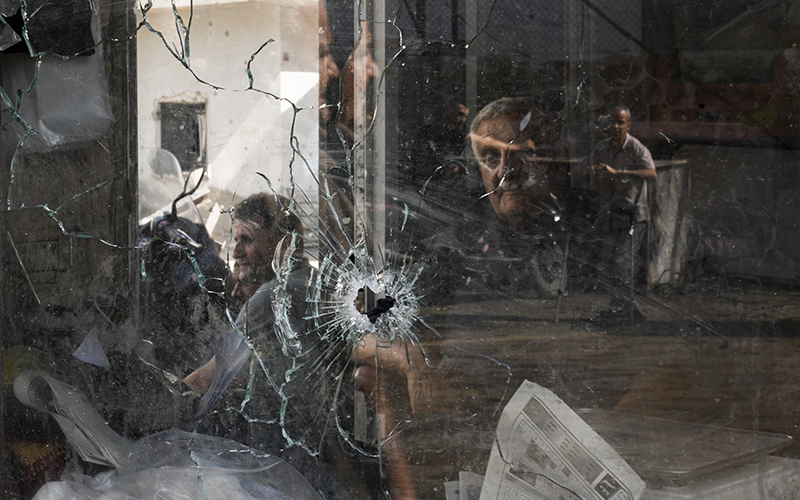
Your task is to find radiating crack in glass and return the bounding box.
[196,168,515,466]
[1,0,141,207]
[0,0,307,290]
[6,2,800,499]
[170,3,520,479]
[1,0,571,486]
[0,4,538,470]
[1,60,38,209]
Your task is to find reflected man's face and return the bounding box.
[471,114,555,227]
[232,218,277,285]
[450,103,469,128]
[608,108,631,142]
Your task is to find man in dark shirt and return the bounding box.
[408,99,470,190]
[458,97,572,299]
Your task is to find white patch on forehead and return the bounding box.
[519,111,532,132]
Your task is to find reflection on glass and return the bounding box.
[3,1,800,500]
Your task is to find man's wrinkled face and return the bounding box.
[608,108,631,142]
[471,114,556,227]
[232,218,277,285]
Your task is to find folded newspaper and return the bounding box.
[480,380,645,500]
[14,371,130,469]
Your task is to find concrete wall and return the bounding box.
[137,0,319,228]
[677,144,800,282]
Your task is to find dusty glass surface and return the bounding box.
[3,0,800,499]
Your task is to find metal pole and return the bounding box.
[630,220,635,322]
[465,0,477,120]
[373,0,386,275]
[554,234,571,323]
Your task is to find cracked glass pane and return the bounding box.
[4,0,800,499]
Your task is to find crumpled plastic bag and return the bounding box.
[31,430,323,500]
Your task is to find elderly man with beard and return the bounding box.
[183,193,307,409]
[183,194,358,497]
[186,192,420,499]
[229,193,299,287]
[183,193,304,393]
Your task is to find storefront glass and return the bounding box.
[3,1,800,499]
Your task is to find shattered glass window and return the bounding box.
[4,0,800,499]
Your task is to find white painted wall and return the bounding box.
[137,0,319,224]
